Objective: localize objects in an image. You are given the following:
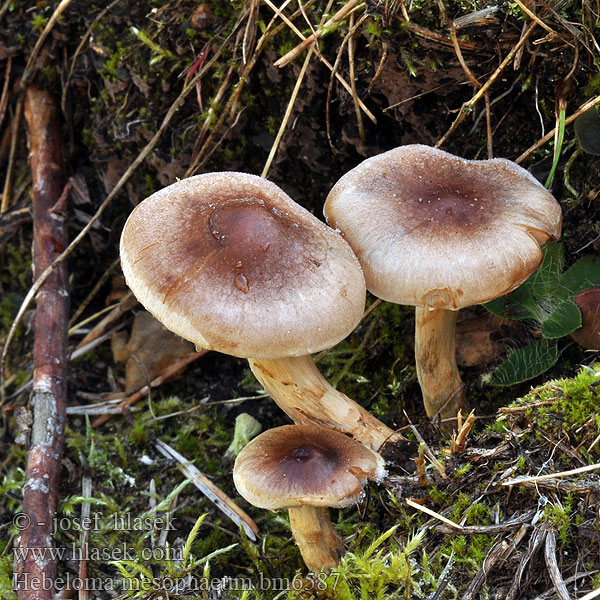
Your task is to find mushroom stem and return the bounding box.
[248,355,400,451]
[287,505,343,571]
[414,307,465,428]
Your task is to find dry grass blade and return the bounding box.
[261,48,314,178]
[507,522,547,600]
[580,588,600,600]
[68,258,121,328]
[274,0,363,67]
[262,0,377,124]
[91,351,206,428]
[347,13,367,144]
[436,21,537,149]
[516,94,600,164]
[0,55,11,133]
[75,292,136,350]
[61,0,123,116]
[450,25,480,88]
[405,418,447,478]
[544,528,571,600]
[153,438,259,541]
[0,95,23,213]
[21,0,75,88]
[512,0,564,40]
[461,524,528,600]
[0,32,228,401]
[406,498,463,529]
[502,462,600,486]
[186,6,280,175]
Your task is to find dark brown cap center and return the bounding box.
[279,443,339,481]
[410,184,487,229]
[208,198,286,251]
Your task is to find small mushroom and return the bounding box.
[120,172,400,450]
[324,145,562,426]
[233,424,386,570]
[570,287,600,350]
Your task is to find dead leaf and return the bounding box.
[124,311,195,392]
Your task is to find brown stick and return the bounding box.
[14,87,69,600]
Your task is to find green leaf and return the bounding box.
[483,282,541,321]
[529,242,564,302]
[540,298,582,338]
[557,256,600,299]
[491,338,559,386]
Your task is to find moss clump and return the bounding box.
[542,496,574,545]
[509,363,600,452]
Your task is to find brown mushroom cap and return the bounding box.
[233,424,387,510]
[324,145,562,310]
[571,287,600,350]
[120,172,366,358]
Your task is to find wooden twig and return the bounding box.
[435,509,536,535]
[14,87,69,600]
[449,410,476,453]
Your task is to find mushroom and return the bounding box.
[324,145,562,426]
[570,287,600,350]
[120,172,400,450]
[233,424,386,570]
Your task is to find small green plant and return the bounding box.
[111,512,237,598]
[30,12,48,33]
[130,26,175,66]
[484,242,600,385]
[288,526,428,600]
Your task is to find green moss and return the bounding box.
[514,363,600,446]
[428,486,447,505]
[0,555,17,600]
[454,462,472,478]
[542,497,574,545]
[30,12,48,33]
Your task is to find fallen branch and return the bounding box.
[14,87,69,600]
